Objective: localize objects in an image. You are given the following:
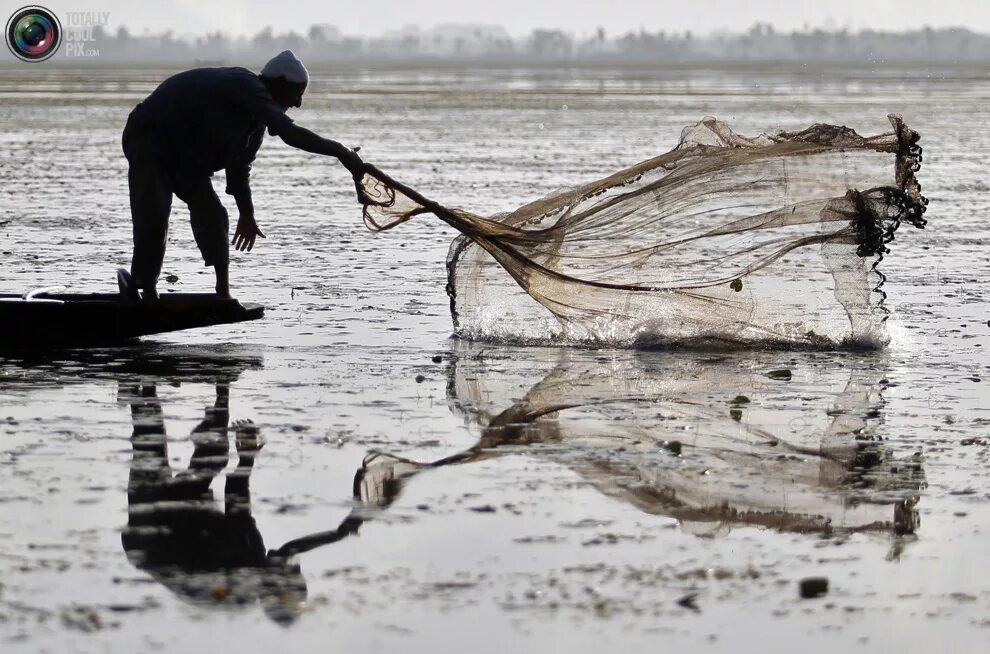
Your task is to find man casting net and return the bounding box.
[352,114,927,348]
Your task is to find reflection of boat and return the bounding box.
[0,343,263,387]
[0,291,263,349]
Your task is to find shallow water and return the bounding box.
[1,63,989,651]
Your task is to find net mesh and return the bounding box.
[354,114,927,348]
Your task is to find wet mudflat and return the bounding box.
[1,63,989,651]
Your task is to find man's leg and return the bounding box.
[180,180,231,298]
[127,150,172,301]
[215,263,230,299]
[179,383,231,489]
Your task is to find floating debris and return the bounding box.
[800,577,830,599]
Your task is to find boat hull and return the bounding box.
[0,293,264,350]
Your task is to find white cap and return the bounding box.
[260,50,309,84]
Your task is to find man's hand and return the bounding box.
[338,146,365,178]
[232,212,266,252]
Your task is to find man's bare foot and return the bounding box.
[141,287,160,301]
[117,268,139,302]
[216,286,232,299]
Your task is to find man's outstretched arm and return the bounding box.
[277,124,364,176]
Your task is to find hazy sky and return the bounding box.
[26,0,990,37]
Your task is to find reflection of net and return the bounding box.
[448,347,925,537]
[356,114,926,347]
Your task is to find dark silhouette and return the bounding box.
[120,50,364,301]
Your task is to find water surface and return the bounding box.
[1,63,989,652]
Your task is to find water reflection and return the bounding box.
[329,347,924,556]
[105,348,306,626]
[122,382,306,626]
[444,348,925,543]
[0,344,264,384]
[112,345,927,626]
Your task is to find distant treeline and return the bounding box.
[57,22,990,64]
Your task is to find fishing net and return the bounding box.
[354,114,927,348]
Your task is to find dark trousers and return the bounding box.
[122,114,230,287]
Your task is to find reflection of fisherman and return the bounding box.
[122,383,306,625]
[119,50,364,300]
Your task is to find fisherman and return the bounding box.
[119,50,363,300]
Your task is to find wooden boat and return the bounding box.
[0,289,264,349]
